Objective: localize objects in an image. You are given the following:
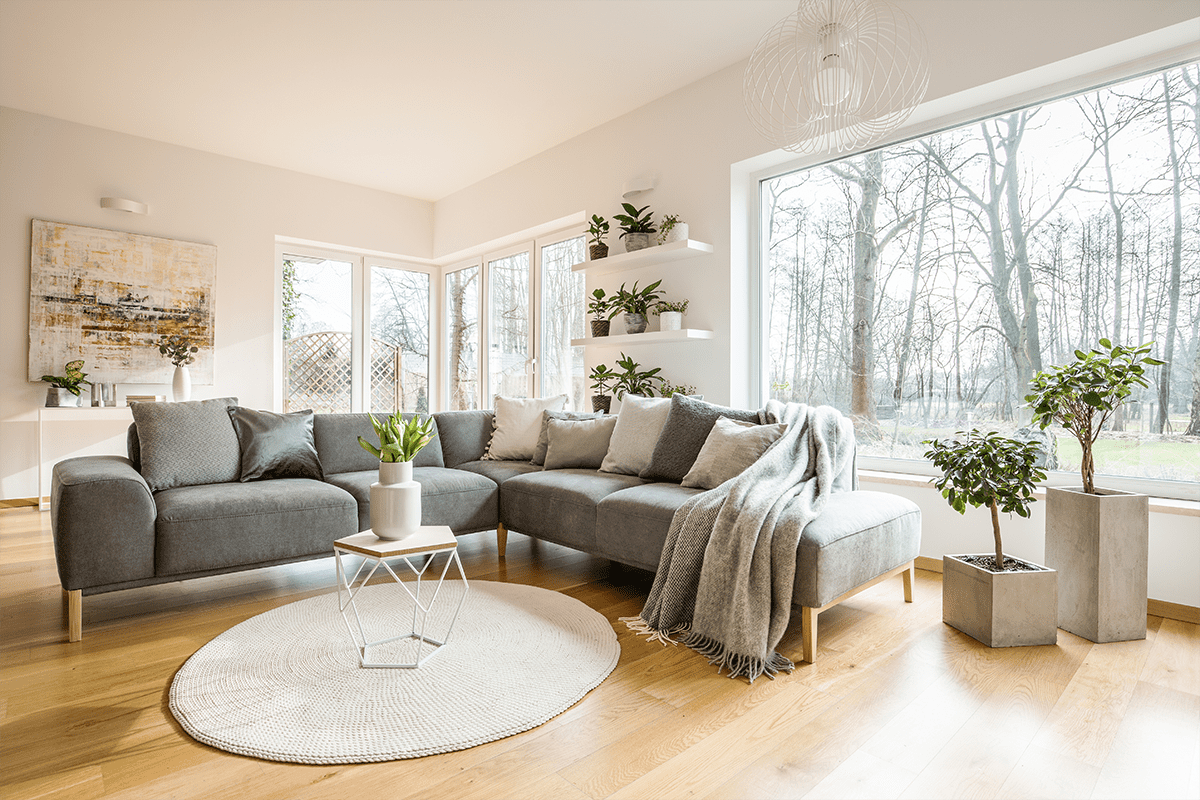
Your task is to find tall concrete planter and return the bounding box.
[1045,487,1148,643]
[942,554,1058,647]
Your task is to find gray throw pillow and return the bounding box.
[599,394,673,476]
[531,410,604,465]
[228,407,324,482]
[639,394,761,483]
[543,416,619,470]
[681,416,788,490]
[130,397,241,491]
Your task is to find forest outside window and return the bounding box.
[760,62,1198,495]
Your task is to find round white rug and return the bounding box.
[169,580,619,763]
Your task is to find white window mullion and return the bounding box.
[350,257,367,412]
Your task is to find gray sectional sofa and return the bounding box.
[51,408,921,660]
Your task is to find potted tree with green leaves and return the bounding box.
[587,288,611,338]
[588,363,620,414]
[924,429,1056,648]
[358,413,437,540]
[1025,339,1162,643]
[608,279,662,334]
[41,359,91,407]
[588,214,610,260]
[613,202,656,252]
[613,353,663,399]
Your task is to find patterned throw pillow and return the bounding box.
[482,395,569,461]
[598,395,672,476]
[228,407,324,482]
[681,416,788,490]
[130,397,241,491]
[640,394,761,483]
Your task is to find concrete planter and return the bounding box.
[1045,486,1148,643]
[942,554,1058,647]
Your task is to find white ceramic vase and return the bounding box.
[664,222,688,243]
[172,366,191,402]
[659,311,683,331]
[370,460,422,540]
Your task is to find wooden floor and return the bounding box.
[2,508,1197,800]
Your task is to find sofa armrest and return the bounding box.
[51,456,156,592]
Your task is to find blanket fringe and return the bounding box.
[620,616,688,646]
[681,631,795,683]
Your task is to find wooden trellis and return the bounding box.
[284,331,401,413]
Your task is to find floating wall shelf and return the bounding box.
[571,239,714,277]
[571,328,714,347]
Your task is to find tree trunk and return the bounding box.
[849,151,883,435]
[894,156,931,404]
[1157,75,1183,434]
[1185,339,1200,436]
[990,500,1004,570]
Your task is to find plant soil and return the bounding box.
[957,554,1045,574]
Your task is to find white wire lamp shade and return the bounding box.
[744,0,930,155]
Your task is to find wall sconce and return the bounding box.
[100,197,149,215]
[622,174,657,199]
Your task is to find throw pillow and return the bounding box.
[598,394,672,476]
[681,416,788,490]
[542,416,619,470]
[531,410,604,465]
[228,407,324,482]
[640,394,761,483]
[483,395,569,461]
[130,397,241,492]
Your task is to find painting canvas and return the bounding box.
[29,220,216,384]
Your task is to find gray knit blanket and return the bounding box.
[623,401,856,682]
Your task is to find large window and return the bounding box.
[446,265,480,410]
[540,236,586,408]
[760,63,1199,493]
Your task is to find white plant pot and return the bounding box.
[172,366,191,402]
[664,222,688,244]
[659,311,683,331]
[371,460,422,540]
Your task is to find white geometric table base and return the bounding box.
[333,528,468,669]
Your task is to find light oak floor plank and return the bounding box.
[2,507,1198,800]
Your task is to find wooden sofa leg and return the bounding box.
[903,560,915,603]
[65,589,82,642]
[497,523,508,559]
[801,606,817,664]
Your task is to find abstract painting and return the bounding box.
[28,219,216,383]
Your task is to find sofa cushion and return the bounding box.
[454,459,543,484]
[433,410,495,467]
[595,482,704,571]
[131,397,241,491]
[792,491,922,608]
[153,478,356,575]
[544,416,618,470]
[324,466,500,534]
[500,470,645,553]
[531,410,605,466]
[228,407,324,482]
[681,417,787,490]
[313,413,444,474]
[599,395,672,476]
[640,394,761,484]
[483,395,568,461]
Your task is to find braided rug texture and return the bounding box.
[169,580,619,764]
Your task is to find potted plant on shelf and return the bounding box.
[41,359,91,407]
[659,380,697,398]
[587,288,612,338]
[588,214,610,260]
[613,353,664,399]
[652,299,689,332]
[658,214,688,245]
[608,279,663,334]
[158,334,200,402]
[613,202,656,252]
[923,429,1056,648]
[588,363,620,414]
[358,412,437,540]
[1025,339,1161,643]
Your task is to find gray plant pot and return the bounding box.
[942,554,1058,647]
[624,312,647,334]
[45,387,79,407]
[624,233,652,252]
[1045,486,1149,643]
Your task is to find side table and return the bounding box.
[333,526,468,669]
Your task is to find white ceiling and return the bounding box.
[0,0,800,201]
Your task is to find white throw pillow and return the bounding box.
[483,394,568,461]
[598,394,672,476]
[681,416,788,490]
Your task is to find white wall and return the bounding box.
[0,107,432,500]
